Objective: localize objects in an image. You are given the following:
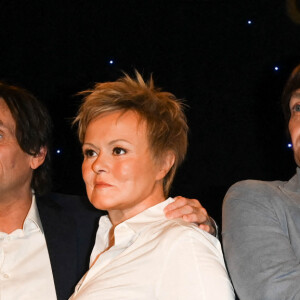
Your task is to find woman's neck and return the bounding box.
[108,190,165,227]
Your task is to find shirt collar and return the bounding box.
[92,198,174,262]
[23,192,44,234]
[281,167,300,193]
[123,197,174,233]
[99,197,174,235]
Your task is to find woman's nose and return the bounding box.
[92,153,108,174]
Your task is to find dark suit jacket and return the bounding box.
[36,193,105,300]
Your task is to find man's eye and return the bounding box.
[83,149,97,157]
[295,104,300,112]
[113,147,126,155]
[292,104,300,112]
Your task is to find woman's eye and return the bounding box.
[83,149,97,157]
[113,147,126,155]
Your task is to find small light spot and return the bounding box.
[274,66,279,71]
[56,149,61,154]
[287,143,292,148]
[247,20,252,25]
[109,60,114,65]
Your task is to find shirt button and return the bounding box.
[3,273,10,279]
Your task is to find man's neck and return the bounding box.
[0,189,33,233]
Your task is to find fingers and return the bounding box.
[165,205,196,220]
[198,214,217,235]
[199,224,212,234]
[164,196,216,236]
[164,196,201,213]
[164,196,208,223]
[183,213,204,223]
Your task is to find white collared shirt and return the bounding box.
[70,198,234,300]
[0,195,57,300]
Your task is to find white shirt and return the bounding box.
[0,195,57,300]
[70,198,234,300]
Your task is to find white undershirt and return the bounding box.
[70,198,234,300]
[0,195,57,300]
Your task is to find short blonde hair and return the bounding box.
[74,71,188,196]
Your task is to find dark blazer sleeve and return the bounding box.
[37,193,105,300]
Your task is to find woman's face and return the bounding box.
[82,110,170,223]
[289,89,300,166]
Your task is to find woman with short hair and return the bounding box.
[70,72,234,299]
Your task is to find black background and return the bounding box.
[1,0,300,224]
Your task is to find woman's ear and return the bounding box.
[30,147,47,170]
[156,151,175,181]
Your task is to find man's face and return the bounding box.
[289,89,300,166]
[0,98,36,199]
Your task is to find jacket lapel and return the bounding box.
[36,195,79,300]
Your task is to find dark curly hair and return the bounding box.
[0,82,52,195]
